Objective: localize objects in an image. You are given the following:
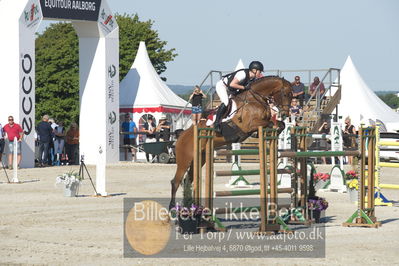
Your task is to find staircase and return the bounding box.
[298,68,341,132]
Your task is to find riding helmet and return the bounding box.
[249,61,264,72]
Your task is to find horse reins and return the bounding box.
[228,77,290,122]
[247,81,283,110]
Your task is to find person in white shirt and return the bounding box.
[214,61,264,132]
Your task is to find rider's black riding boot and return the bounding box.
[214,103,227,133]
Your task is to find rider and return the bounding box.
[213,61,264,132]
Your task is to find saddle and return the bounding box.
[204,99,250,143]
[203,98,233,121]
[203,92,283,143]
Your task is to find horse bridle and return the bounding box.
[247,78,291,112]
[230,77,291,122]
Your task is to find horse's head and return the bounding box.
[250,76,293,119]
[272,78,293,119]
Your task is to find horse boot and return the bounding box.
[213,103,227,133]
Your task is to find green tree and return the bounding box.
[378,93,399,109]
[35,23,79,126]
[35,14,177,126]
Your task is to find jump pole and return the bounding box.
[258,127,289,233]
[269,127,278,225]
[193,125,215,210]
[259,127,284,232]
[204,128,214,212]
[226,143,252,187]
[214,204,292,215]
[193,125,200,205]
[374,126,394,206]
[279,122,345,168]
[214,187,294,197]
[258,126,268,232]
[215,168,293,177]
[299,127,308,219]
[283,126,310,224]
[199,126,290,232]
[291,127,299,213]
[374,125,399,205]
[343,126,381,228]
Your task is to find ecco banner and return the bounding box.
[40,0,101,21]
[19,0,43,167]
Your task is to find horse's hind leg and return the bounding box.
[170,160,191,209]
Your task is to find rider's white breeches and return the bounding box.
[216,80,229,106]
[215,80,237,122]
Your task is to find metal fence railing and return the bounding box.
[174,68,341,130]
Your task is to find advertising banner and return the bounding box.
[18,0,43,167]
[99,0,119,163]
[40,0,101,21]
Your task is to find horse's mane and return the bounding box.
[249,75,288,87]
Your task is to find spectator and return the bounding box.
[121,114,138,162]
[318,121,331,164]
[156,115,171,141]
[48,118,57,165]
[0,122,4,162]
[309,76,325,99]
[189,86,206,125]
[34,130,39,164]
[289,99,303,122]
[143,116,156,162]
[343,116,356,164]
[292,76,306,106]
[53,121,65,166]
[269,102,279,120]
[66,122,79,165]
[3,116,24,169]
[37,115,54,167]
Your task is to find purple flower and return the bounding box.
[308,197,329,211]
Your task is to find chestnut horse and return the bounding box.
[170,76,293,208]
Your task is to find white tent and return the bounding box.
[336,56,399,132]
[119,41,190,134]
[234,59,245,71]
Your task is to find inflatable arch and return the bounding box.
[0,0,119,195]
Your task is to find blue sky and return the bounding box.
[40,0,399,91]
[111,0,399,90]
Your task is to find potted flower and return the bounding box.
[313,172,330,190]
[345,171,359,202]
[175,203,204,234]
[308,196,329,223]
[173,178,205,234]
[345,170,358,180]
[55,170,82,197]
[346,178,359,202]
